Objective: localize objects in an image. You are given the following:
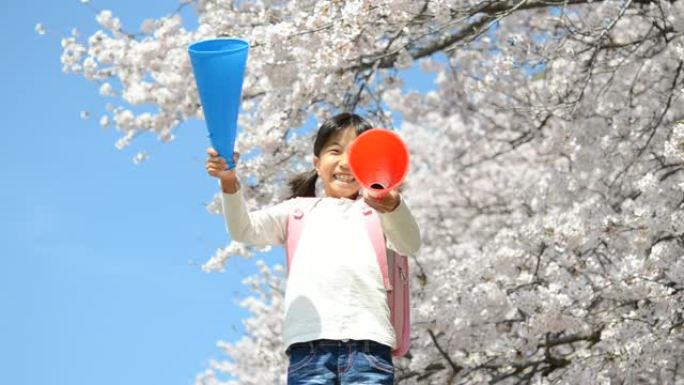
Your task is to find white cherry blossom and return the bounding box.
[61,1,684,384]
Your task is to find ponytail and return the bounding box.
[287,170,318,199]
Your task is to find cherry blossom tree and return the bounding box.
[61,1,684,384]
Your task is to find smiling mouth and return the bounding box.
[333,174,356,184]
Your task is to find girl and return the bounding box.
[205,113,421,385]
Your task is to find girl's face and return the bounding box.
[313,127,360,199]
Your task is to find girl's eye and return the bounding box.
[328,148,340,154]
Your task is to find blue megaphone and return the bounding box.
[188,38,249,169]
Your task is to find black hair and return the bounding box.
[287,112,373,199]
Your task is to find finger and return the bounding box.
[207,166,225,177]
[206,161,222,171]
[208,164,226,174]
[206,162,223,171]
[208,157,226,164]
[365,195,381,204]
[362,195,380,210]
[367,201,387,214]
[208,157,227,166]
[207,147,219,157]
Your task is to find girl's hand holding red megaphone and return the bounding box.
[348,128,409,213]
[362,189,401,213]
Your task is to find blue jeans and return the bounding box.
[286,339,395,385]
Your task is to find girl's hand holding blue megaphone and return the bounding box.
[206,147,241,194]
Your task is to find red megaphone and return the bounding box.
[348,129,409,198]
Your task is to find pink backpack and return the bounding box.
[285,197,411,357]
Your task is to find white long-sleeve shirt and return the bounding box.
[221,188,421,351]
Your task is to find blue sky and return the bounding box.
[0,2,438,385]
[0,2,262,385]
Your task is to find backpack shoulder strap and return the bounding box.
[286,197,320,274]
[357,201,393,292]
[358,201,412,358]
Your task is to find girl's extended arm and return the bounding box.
[378,196,422,256]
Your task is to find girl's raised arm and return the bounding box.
[206,147,291,246]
